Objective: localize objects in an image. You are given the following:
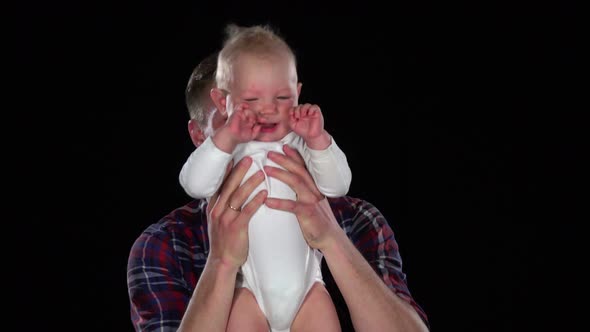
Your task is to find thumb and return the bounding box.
[288,111,298,129]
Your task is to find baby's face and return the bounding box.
[228,53,299,142]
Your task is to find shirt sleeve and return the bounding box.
[127,227,191,332]
[179,136,233,198]
[300,136,352,197]
[349,199,430,327]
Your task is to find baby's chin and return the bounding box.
[253,135,280,142]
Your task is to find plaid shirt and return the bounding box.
[127,196,428,331]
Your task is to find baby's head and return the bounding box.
[211,24,302,142]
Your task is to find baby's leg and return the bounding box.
[291,282,341,332]
[227,288,269,332]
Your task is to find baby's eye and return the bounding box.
[277,96,291,100]
[244,98,258,102]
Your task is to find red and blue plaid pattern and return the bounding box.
[127,196,428,331]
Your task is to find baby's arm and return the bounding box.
[301,137,352,197]
[289,104,352,197]
[179,137,233,198]
[180,104,260,198]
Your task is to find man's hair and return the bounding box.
[216,24,297,90]
[185,51,218,127]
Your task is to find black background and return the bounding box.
[13,1,583,331]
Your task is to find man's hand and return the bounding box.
[263,145,342,251]
[263,147,429,332]
[179,158,267,332]
[207,157,267,268]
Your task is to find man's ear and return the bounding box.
[188,119,206,147]
[210,88,227,116]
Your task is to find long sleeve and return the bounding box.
[127,200,210,332]
[127,225,193,332]
[179,136,233,198]
[299,137,352,197]
[329,197,430,329]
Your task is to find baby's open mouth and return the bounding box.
[259,123,277,129]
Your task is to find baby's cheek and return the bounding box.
[245,100,261,112]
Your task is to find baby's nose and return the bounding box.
[256,101,278,115]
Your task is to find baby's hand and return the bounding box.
[225,103,261,143]
[289,104,324,140]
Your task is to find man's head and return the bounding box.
[211,24,303,142]
[185,51,226,147]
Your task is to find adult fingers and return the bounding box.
[225,170,265,212]
[218,171,266,229]
[282,145,305,165]
[263,165,318,204]
[264,197,297,213]
[236,189,268,226]
[208,159,234,215]
[268,147,324,200]
[211,157,253,219]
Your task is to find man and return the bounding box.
[127,52,429,332]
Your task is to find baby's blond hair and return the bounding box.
[216,24,297,90]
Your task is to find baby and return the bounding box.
[179,24,350,332]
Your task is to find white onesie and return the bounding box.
[179,131,351,332]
